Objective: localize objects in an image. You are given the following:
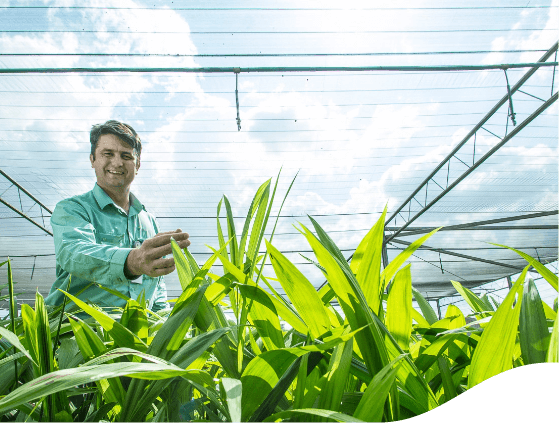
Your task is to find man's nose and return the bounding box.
[111,155,124,166]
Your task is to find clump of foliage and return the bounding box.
[0,176,557,422]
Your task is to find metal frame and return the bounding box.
[0,169,53,236]
[385,41,559,242]
[0,62,556,74]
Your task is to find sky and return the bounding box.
[0,0,557,312]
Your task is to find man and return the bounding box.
[45,120,190,312]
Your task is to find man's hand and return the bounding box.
[125,229,190,278]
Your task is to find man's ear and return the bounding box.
[135,157,141,174]
[89,153,95,167]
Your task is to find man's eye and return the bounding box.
[104,152,112,156]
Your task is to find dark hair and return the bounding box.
[90,120,142,159]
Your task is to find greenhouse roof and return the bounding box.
[0,0,557,308]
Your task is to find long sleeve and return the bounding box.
[51,199,132,287]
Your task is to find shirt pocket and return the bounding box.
[95,232,125,247]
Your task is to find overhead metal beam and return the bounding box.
[0,62,557,74]
[0,169,53,236]
[385,41,558,230]
[389,239,526,271]
[390,210,559,237]
[386,89,558,243]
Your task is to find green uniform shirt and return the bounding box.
[45,183,169,312]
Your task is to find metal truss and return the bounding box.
[0,169,53,236]
[385,41,559,243]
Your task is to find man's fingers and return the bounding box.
[145,232,190,249]
[152,257,175,269]
[154,229,182,237]
[149,265,176,277]
[145,239,190,260]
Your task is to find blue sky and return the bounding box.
[0,0,557,310]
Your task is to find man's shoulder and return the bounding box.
[53,188,97,216]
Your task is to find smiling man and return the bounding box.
[45,120,190,312]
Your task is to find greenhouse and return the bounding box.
[0,1,557,422]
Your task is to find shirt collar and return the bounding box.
[93,183,146,216]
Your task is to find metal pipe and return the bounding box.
[0,197,53,236]
[392,210,558,237]
[0,62,556,74]
[0,169,53,214]
[385,41,558,226]
[389,239,525,271]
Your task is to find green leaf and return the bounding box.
[519,278,550,364]
[467,266,527,388]
[0,327,36,366]
[237,284,285,351]
[316,338,354,412]
[349,206,386,315]
[59,290,147,351]
[411,287,438,325]
[437,355,456,403]
[0,362,212,415]
[222,378,242,423]
[382,227,441,283]
[120,299,148,341]
[353,355,405,422]
[450,280,493,317]
[240,329,362,421]
[266,239,331,339]
[386,264,412,350]
[490,243,558,291]
[223,195,240,266]
[263,408,364,422]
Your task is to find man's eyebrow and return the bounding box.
[100,148,134,154]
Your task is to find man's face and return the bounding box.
[90,134,140,190]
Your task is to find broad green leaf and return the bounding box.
[451,281,493,317]
[248,355,303,422]
[240,329,362,420]
[467,266,527,388]
[59,290,147,351]
[349,206,386,314]
[437,355,456,403]
[0,326,36,366]
[386,264,412,350]
[414,333,469,373]
[519,278,550,364]
[353,355,405,422]
[121,284,209,421]
[214,249,308,334]
[491,243,558,291]
[120,299,148,341]
[382,228,441,283]
[317,337,354,413]
[410,307,430,327]
[237,284,285,351]
[223,195,239,266]
[266,240,331,339]
[0,362,212,415]
[263,408,364,423]
[68,317,125,414]
[217,198,229,260]
[444,305,466,329]
[411,287,438,325]
[222,378,242,423]
[244,179,270,270]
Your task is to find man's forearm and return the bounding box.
[124,249,142,280]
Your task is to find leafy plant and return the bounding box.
[0,177,557,422]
